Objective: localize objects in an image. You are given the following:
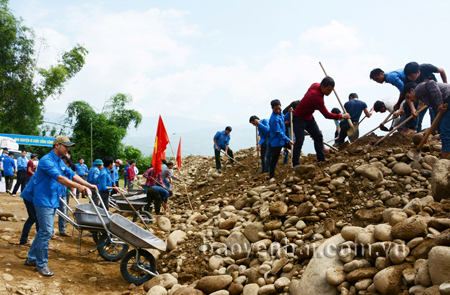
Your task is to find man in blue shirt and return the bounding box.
[337,93,372,147]
[97,157,119,210]
[25,135,97,277]
[87,159,103,186]
[3,151,16,194]
[370,68,418,135]
[0,147,7,181]
[146,186,172,215]
[268,99,294,179]
[123,160,130,188]
[112,159,122,186]
[11,150,28,196]
[213,126,234,173]
[249,115,272,173]
[75,157,88,198]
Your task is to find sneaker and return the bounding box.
[12,194,16,197]
[24,259,36,266]
[35,265,54,276]
[217,169,222,173]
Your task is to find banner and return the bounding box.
[176,137,182,170]
[0,133,54,147]
[151,116,170,175]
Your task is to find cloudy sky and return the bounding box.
[9,0,450,155]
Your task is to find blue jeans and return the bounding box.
[20,199,39,245]
[58,194,68,234]
[124,176,128,188]
[163,179,172,190]
[440,110,450,152]
[28,206,57,267]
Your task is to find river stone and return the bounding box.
[210,291,229,295]
[269,201,288,216]
[228,283,243,295]
[373,264,412,294]
[290,234,344,295]
[415,260,432,287]
[167,230,187,251]
[346,268,378,283]
[329,163,347,174]
[439,281,450,295]
[258,284,276,295]
[209,255,224,271]
[158,216,172,232]
[263,220,282,231]
[392,162,412,176]
[391,217,428,240]
[355,164,383,181]
[244,222,264,243]
[274,277,290,290]
[148,286,167,295]
[390,244,410,264]
[341,226,363,241]
[326,266,346,286]
[173,287,205,295]
[226,232,251,259]
[143,274,178,292]
[195,275,233,294]
[374,224,393,241]
[295,201,313,217]
[243,283,260,295]
[220,217,237,230]
[431,159,450,201]
[428,246,450,285]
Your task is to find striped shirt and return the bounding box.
[415,80,450,109]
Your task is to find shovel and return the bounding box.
[379,110,396,131]
[407,104,448,161]
[374,106,428,146]
[304,131,338,152]
[220,150,245,166]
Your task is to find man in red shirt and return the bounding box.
[25,154,37,186]
[292,77,350,166]
[126,160,136,190]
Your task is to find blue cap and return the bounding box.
[93,159,103,165]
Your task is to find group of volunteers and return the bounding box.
[11,135,180,277]
[0,148,37,196]
[212,61,449,178]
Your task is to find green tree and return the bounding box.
[0,0,88,135]
[65,93,142,165]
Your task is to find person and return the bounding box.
[292,77,350,166]
[3,151,16,194]
[161,159,168,170]
[403,81,450,159]
[123,160,130,188]
[373,97,404,128]
[87,159,103,186]
[26,154,37,185]
[12,150,28,196]
[249,115,272,173]
[370,68,418,135]
[331,108,342,145]
[161,162,182,190]
[282,101,299,165]
[0,147,8,182]
[127,160,136,190]
[143,166,164,193]
[25,135,97,276]
[268,99,294,178]
[75,157,88,198]
[97,157,119,210]
[337,93,372,147]
[145,186,172,215]
[112,159,122,187]
[213,126,234,173]
[57,156,73,238]
[404,62,448,132]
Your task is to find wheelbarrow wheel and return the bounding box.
[120,249,157,285]
[96,232,129,262]
[132,211,153,225]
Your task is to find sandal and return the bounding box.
[59,233,72,238]
[48,244,57,252]
[51,235,62,241]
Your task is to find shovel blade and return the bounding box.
[347,123,359,142]
[339,141,350,150]
[379,124,389,132]
[407,149,421,162]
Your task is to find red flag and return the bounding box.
[176,137,182,170]
[151,115,170,175]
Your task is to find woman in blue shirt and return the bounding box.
[3,151,16,194]
[97,157,119,210]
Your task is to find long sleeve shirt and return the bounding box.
[98,167,113,192]
[32,150,75,208]
[269,111,291,147]
[87,166,100,185]
[143,167,162,187]
[161,167,180,182]
[127,165,135,181]
[17,156,27,171]
[293,83,343,121]
[112,165,119,183]
[75,163,89,176]
[384,69,405,92]
[2,156,16,176]
[213,130,230,150]
[257,119,270,146]
[414,80,450,109]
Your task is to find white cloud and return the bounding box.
[299,20,362,53]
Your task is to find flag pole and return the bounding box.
[168,140,194,211]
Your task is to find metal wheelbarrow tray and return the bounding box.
[115,200,147,211]
[75,203,111,227]
[111,191,140,200]
[108,214,166,251]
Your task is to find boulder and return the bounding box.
[428,246,450,285]
[195,275,233,294]
[374,224,393,241]
[329,163,347,175]
[290,234,344,295]
[226,232,251,259]
[392,162,412,176]
[355,164,383,181]
[158,216,172,232]
[391,217,428,240]
[167,230,187,251]
[244,222,264,243]
[373,264,412,294]
[269,201,288,216]
[143,274,178,292]
[431,159,450,201]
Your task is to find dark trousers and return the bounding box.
[214,148,234,169]
[5,175,14,192]
[337,120,356,146]
[145,188,162,214]
[12,170,27,194]
[403,102,419,130]
[94,191,110,210]
[260,143,267,171]
[270,143,291,178]
[20,199,39,245]
[293,116,325,167]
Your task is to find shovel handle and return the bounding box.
[374,106,428,146]
[290,111,294,167]
[417,103,448,151]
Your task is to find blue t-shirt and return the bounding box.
[112,165,119,182]
[344,100,368,122]
[75,163,88,176]
[385,69,405,92]
[152,185,170,203]
[2,156,16,176]
[32,150,75,208]
[257,119,270,146]
[269,111,290,147]
[17,156,27,171]
[87,166,101,185]
[213,130,230,150]
[98,167,113,192]
[124,164,130,176]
